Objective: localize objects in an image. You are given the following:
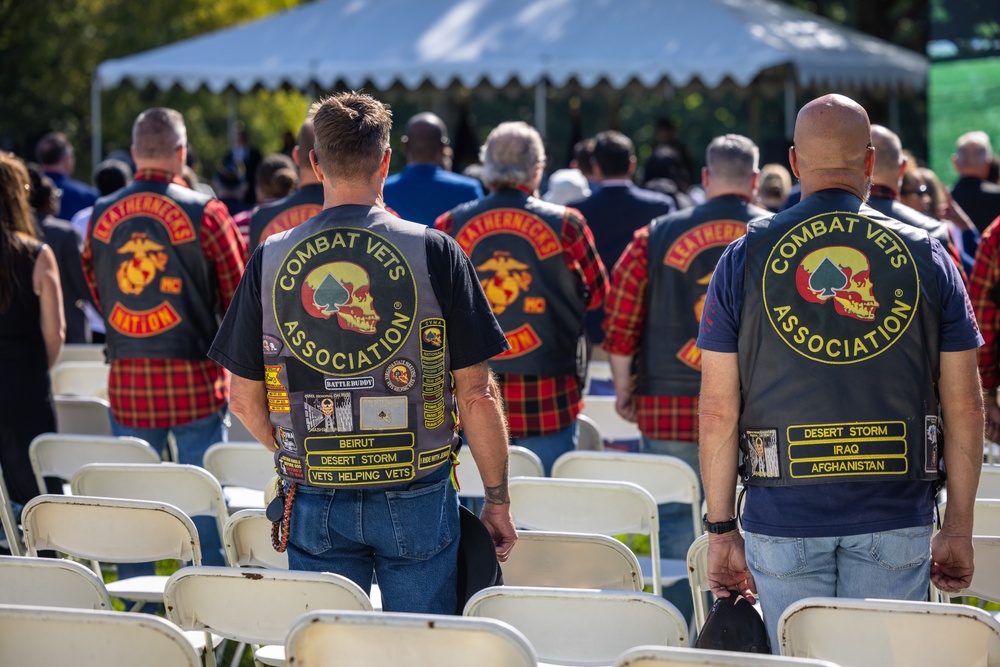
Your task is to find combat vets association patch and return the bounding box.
[273,228,417,377]
[384,359,417,393]
[763,212,920,365]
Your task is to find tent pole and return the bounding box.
[91,74,102,176]
[534,80,547,140]
[227,90,239,148]
[784,67,795,141]
[888,92,900,131]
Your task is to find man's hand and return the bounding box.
[930,530,974,593]
[479,503,517,563]
[615,388,637,422]
[707,531,756,603]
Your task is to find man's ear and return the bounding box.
[310,149,324,182]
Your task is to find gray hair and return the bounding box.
[705,134,759,182]
[955,130,993,167]
[132,108,187,160]
[480,122,546,190]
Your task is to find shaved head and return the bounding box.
[791,94,874,199]
[403,112,448,164]
[870,124,903,185]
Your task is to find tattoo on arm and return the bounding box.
[484,455,510,505]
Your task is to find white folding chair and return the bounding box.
[942,498,1000,536]
[952,535,1000,605]
[55,343,107,364]
[71,462,228,565]
[285,610,537,667]
[577,413,605,451]
[29,433,159,497]
[0,555,111,610]
[21,494,201,611]
[456,444,544,500]
[509,476,663,594]
[53,396,113,435]
[50,360,110,399]
[686,533,712,632]
[553,450,700,589]
[614,645,840,666]
[224,508,287,569]
[165,566,373,667]
[465,586,688,665]
[0,461,23,556]
[502,530,643,591]
[778,596,1000,666]
[980,465,1000,499]
[0,603,200,667]
[580,395,642,441]
[203,442,275,512]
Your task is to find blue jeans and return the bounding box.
[745,526,933,653]
[641,436,701,626]
[514,422,579,476]
[111,409,227,568]
[287,464,460,614]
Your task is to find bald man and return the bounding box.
[697,94,983,651]
[248,117,324,250]
[383,112,483,226]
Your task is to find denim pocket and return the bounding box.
[385,479,456,560]
[870,525,932,570]
[288,489,334,556]
[749,533,806,578]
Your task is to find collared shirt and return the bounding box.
[82,169,247,427]
[437,197,608,436]
[971,215,1000,391]
[601,226,698,442]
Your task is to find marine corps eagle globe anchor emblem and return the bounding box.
[477,250,533,315]
[116,232,168,295]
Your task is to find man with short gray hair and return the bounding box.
[437,121,608,474]
[603,133,767,623]
[951,130,1000,231]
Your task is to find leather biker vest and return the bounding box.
[738,192,942,487]
[249,183,324,250]
[260,205,457,489]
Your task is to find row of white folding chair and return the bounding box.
[203,441,275,512]
[464,586,688,666]
[0,462,22,556]
[455,444,544,500]
[29,432,160,497]
[55,343,106,364]
[580,395,642,441]
[939,498,1000,536]
[0,604,201,667]
[0,555,111,610]
[777,597,1000,665]
[50,360,109,399]
[53,395,113,435]
[615,646,838,666]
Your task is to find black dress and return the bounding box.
[0,240,57,506]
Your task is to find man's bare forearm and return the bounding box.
[454,362,511,503]
[939,350,985,535]
[699,351,742,522]
[230,375,276,450]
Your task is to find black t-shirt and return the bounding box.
[209,226,508,380]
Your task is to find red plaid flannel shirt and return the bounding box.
[971,215,1000,392]
[437,198,608,437]
[602,226,699,442]
[82,170,247,427]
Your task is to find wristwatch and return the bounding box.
[703,514,738,534]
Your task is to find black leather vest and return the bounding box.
[260,205,457,490]
[447,189,585,376]
[637,196,765,396]
[866,193,952,248]
[249,183,324,250]
[738,191,942,487]
[89,179,218,360]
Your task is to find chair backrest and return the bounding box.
[0,555,111,610]
[615,645,841,666]
[71,462,228,550]
[981,465,1000,499]
[553,450,701,507]
[50,361,110,399]
[0,461,22,556]
[227,412,256,442]
[576,414,605,451]
[686,533,712,631]
[778,596,1000,666]
[457,445,544,498]
[464,586,688,665]
[55,344,107,364]
[0,603,200,667]
[165,566,372,645]
[53,396,113,436]
[21,494,201,566]
[502,530,642,591]
[203,442,275,489]
[285,610,537,667]
[954,535,1000,604]
[580,395,641,440]
[508,477,661,594]
[224,508,288,569]
[29,433,158,495]
[942,498,1000,536]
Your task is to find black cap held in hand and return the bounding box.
[455,504,503,613]
[695,590,770,653]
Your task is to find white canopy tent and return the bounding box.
[92,0,928,167]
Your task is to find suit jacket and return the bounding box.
[569,182,676,343]
[385,164,483,226]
